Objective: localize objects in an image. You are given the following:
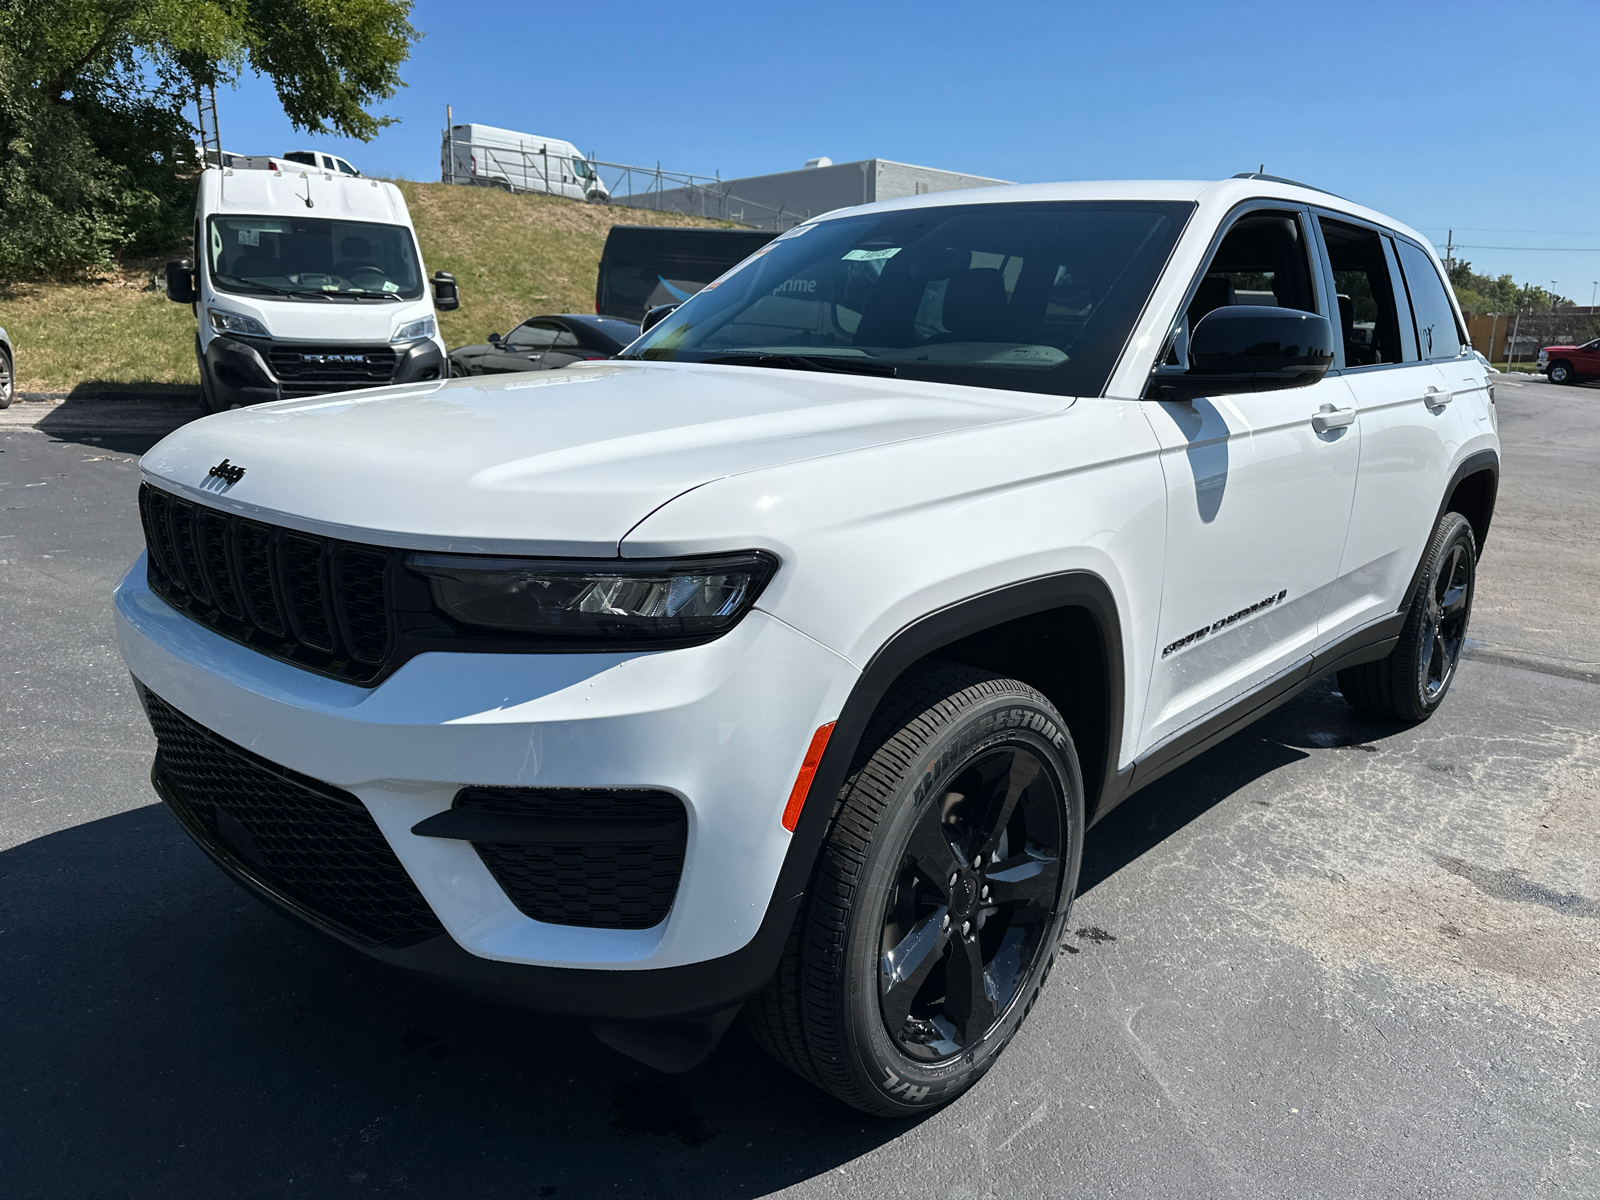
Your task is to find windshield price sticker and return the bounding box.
[843,247,901,262]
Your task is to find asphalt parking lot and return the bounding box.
[2,376,1596,1199]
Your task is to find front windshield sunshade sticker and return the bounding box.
[843,247,901,262]
[1162,590,1288,657]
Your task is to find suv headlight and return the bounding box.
[403,551,778,643]
[207,308,269,336]
[393,316,437,342]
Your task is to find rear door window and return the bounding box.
[1394,240,1466,361]
[1318,218,1408,368]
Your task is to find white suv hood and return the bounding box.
[139,360,1063,555]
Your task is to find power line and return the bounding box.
[1449,244,1600,252]
[1417,227,1600,236]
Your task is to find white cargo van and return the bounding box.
[441,124,608,201]
[165,167,458,413]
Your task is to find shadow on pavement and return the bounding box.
[3,677,1407,1198]
[0,804,907,1199]
[1079,678,1409,894]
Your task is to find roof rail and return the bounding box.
[1231,172,1345,200]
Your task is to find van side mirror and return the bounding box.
[640,303,678,334]
[1146,305,1334,401]
[431,270,459,311]
[166,259,196,304]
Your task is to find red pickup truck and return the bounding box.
[1537,337,1600,384]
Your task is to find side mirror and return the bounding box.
[166,259,196,304]
[431,270,459,312]
[640,303,678,334]
[1147,305,1334,401]
[487,332,501,345]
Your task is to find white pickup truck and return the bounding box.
[119,176,1496,1115]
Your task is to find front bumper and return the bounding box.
[202,334,446,408]
[114,554,856,1015]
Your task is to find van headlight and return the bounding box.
[403,551,778,643]
[392,316,436,342]
[207,308,269,336]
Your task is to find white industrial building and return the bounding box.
[614,157,1011,230]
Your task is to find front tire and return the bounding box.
[1548,360,1575,385]
[1338,511,1477,722]
[0,345,13,408]
[745,662,1084,1115]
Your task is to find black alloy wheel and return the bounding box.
[1338,510,1477,722]
[744,662,1083,1116]
[1548,360,1574,385]
[1419,535,1472,704]
[878,745,1064,1061]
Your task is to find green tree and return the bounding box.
[0,0,419,280]
[1447,259,1570,314]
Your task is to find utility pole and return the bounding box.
[444,104,453,184]
[1591,280,1597,309]
[1444,230,1454,273]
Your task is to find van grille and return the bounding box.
[145,690,445,948]
[139,484,396,684]
[266,344,397,386]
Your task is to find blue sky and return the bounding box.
[219,0,1600,307]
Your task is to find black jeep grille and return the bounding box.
[455,788,688,929]
[139,484,397,684]
[144,690,445,948]
[267,344,397,386]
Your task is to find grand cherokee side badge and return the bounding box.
[207,459,246,485]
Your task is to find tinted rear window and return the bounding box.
[1395,240,1466,361]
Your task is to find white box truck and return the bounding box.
[164,166,458,413]
[441,124,608,202]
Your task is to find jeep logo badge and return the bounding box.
[207,458,246,485]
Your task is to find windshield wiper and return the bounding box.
[700,353,898,378]
[212,273,332,301]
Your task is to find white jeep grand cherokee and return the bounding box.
[116,176,1498,1115]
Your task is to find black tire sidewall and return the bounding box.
[838,693,1084,1114]
[0,347,12,408]
[1408,514,1477,716]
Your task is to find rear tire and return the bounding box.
[1338,511,1476,722]
[1547,360,1575,385]
[744,661,1083,1115]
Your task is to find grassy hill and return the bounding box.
[0,183,733,394]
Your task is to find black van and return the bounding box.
[595,226,776,321]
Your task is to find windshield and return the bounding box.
[206,216,425,300]
[622,200,1193,396]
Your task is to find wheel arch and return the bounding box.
[771,571,1127,907]
[1395,448,1499,622]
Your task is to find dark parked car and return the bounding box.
[448,314,638,377]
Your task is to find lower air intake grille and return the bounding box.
[144,690,445,948]
[455,788,688,929]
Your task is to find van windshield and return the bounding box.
[621,200,1193,397]
[206,216,425,300]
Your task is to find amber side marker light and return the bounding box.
[781,722,836,832]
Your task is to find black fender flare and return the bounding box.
[1398,447,1499,612]
[772,569,1127,905]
